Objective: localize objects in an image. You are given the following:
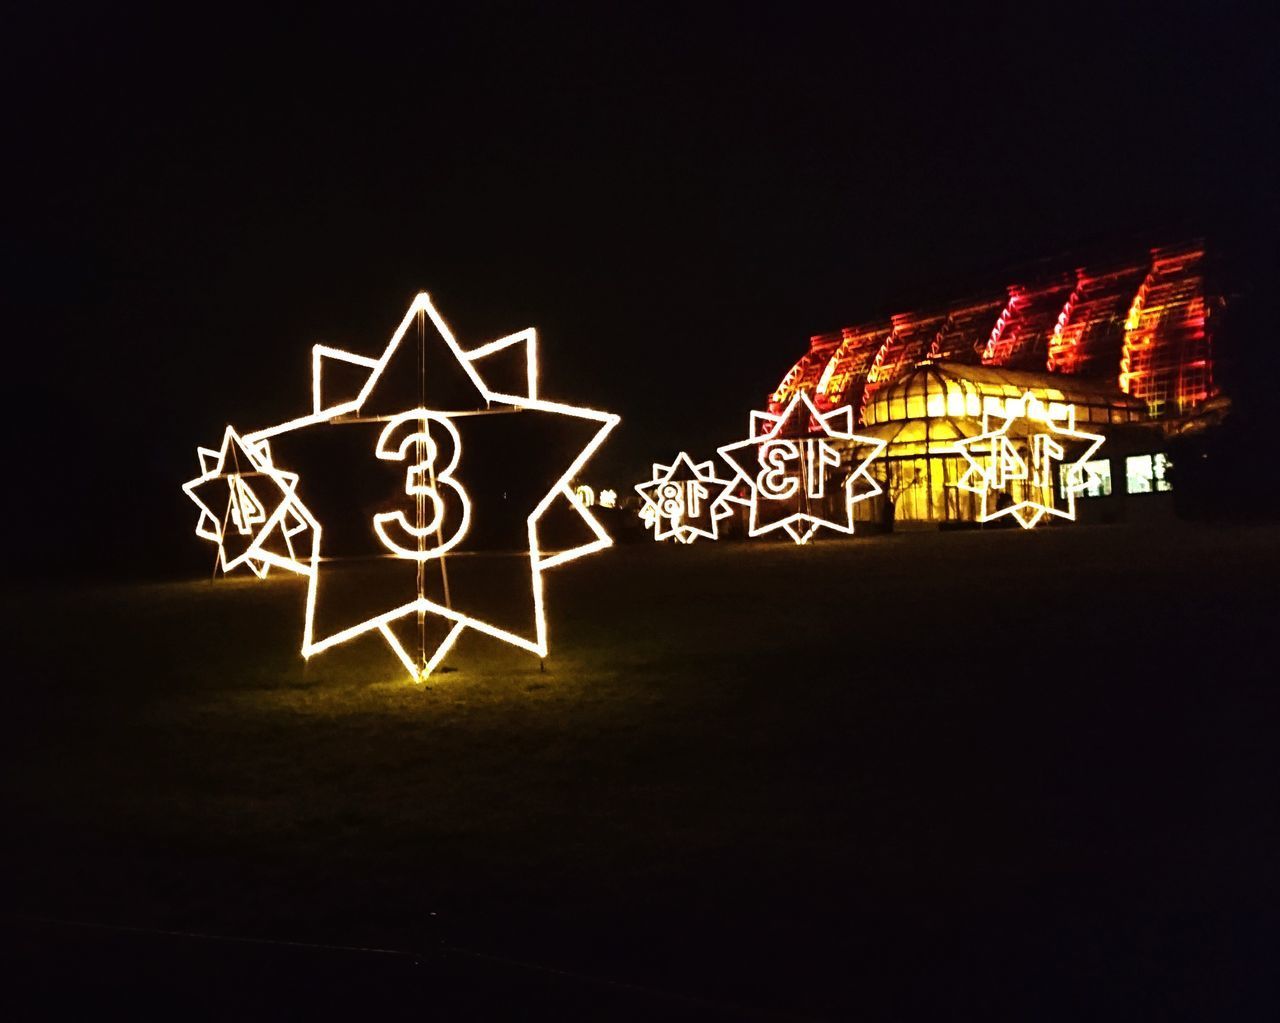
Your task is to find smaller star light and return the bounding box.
[635,452,735,543]
[717,391,885,545]
[182,426,316,577]
[953,390,1105,529]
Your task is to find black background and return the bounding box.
[3,2,1277,576]
[4,7,1280,1018]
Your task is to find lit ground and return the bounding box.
[4,525,1279,1018]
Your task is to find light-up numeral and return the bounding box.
[684,480,708,518]
[1031,433,1064,489]
[229,476,266,534]
[803,439,842,499]
[657,480,710,523]
[989,435,1028,489]
[657,482,684,520]
[372,410,472,562]
[758,442,800,499]
[757,439,841,500]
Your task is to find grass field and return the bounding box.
[4,524,1279,1018]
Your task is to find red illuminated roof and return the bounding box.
[770,241,1216,423]
[1046,261,1148,377]
[980,277,1075,369]
[858,310,950,423]
[1119,243,1213,418]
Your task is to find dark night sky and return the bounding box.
[4,3,1276,576]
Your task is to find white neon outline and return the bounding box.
[952,390,1105,529]
[312,345,380,415]
[370,410,473,561]
[717,391,885,545]
[241,293,619,682]
[635,451,735,544]
[182,425,319,577]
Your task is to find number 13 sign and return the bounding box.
[718,391,885,545]
[757,437,842,500]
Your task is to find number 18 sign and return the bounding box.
[635,452,734,543]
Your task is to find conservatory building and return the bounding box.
[767,241,1225,526]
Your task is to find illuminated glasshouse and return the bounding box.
[766,241,1224,526]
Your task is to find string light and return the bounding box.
[952,390,1104,529]
[717,391,885,545]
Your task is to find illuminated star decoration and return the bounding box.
[953,390,1105,529]
[635,452,734,543]
[181,426,317,578]
[717,390,885,545]
[241,293,620,682]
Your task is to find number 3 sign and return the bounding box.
[372,410,472,561]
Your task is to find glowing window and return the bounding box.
[966,392,981,417]
[1125,454,1172,494]
[926,393,945,417]
[946,391,965,417]
[1060,459,1112,499]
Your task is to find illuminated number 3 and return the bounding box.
[757,439,841,499]
[372,409,472,561]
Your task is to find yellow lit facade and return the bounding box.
[847,362,1153,526]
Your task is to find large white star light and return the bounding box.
[953,390,1105,529]
[182,426,317,578]
[238,293,620,682]
[635,452,734,543]
[717,390,885,545]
